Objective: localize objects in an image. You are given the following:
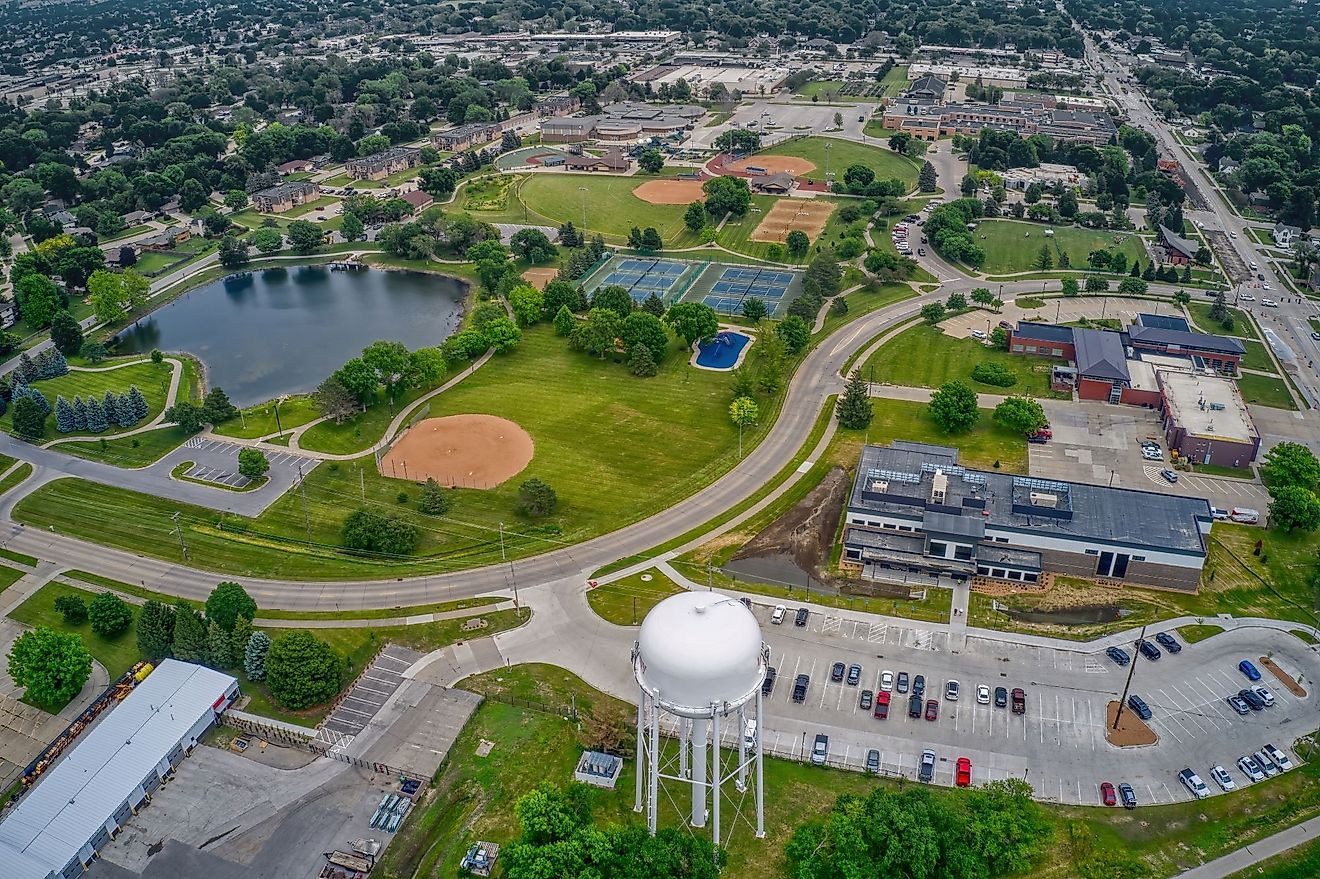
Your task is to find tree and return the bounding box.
[836,369,874,429]
[87,269,129,324]
[207,620,235,669]
[1268,486,1320,532]
[777,314,811,353]
[50,310,83,355]
[701,175,752,217]
[314,376,358,424]
[620,311,669,363]
[729,396,759,453]
[218,234,249,268]
[419,477,451,515]
[11,395,45,439]
[684,200,706,233]
[55,593,88,624]
[265,631,342,710]
[947,292,967,310]
[929,380,980,433]
[54,395,75,433]
[628,343,658,377]
[642,293,666,318]
[966,779,1052,876]
[920,302,947,324]
[1060,277,1080,297]
[88,592,133,638]
[250,227,283,253]
[918,161,938,192]
[171,603,209,663]
[286,220,323,254]
[592,285,635,319]
[244,630,272,681]
[15,274,64,328]
[162,400,205,432]
[638,148,664,173]
[203,387,239,423]
[7,628,91,709]
[419,166,459,197]
[785,229,810,256]
[518,478,558,517]
[136,600,175,662]
[1172,289,1191,306]
[1085,275,1109,292]
[994,396,1047,434]
[1261,442,1320,491]
[553,304,576,337]
[1117,277,1148,295]
[639,227,663,253]
[341,508,419,556]
[238,448,270,480]
[483,316,522,354]
[665,301,719,346]
[742,297,767,322]
[510,228,556,263]
[224,189,249,212]
[1033,244,1054,271]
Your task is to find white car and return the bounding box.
[971,330,987,340]
[1142,448,1162,461]
[1239,294,1255,301]
[1262,283,1272,291]
[1210,764,1236,792]
[1237,755,1265,782]
[1229,231,1237,239]
[1251,685,1275,707]
[945,679,960,701]
[880,670,894,692]
[1262,298,1277,306]
[771,605,786,625]
[1179,769,1210,800]
[976,684,991,705]
[1264,744,1294,771]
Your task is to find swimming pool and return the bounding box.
[694,331,752,370]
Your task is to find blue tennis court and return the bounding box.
[596,258,692,302]
[697,265,799,316]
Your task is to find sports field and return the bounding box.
[972,220,1147,274]
[758,137,919,188]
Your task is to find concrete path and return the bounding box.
[1173,815,1319,878]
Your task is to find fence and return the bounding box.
[218,713,427,788]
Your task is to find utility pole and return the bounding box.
[171,512,189,561]
[499,521,506,561]
[707,560,713,591]
[360,468,365,502]
[298,465,312,546]
[1113,624,1147,729]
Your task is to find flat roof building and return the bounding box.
[0,660,239,879]
[1158,371,1260,468]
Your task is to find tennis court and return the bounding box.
[699,266,798,317]
[583,257,700,304]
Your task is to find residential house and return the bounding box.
[139,227,191,251]
[121,209,155,226]
[1216,157,1240,174]
[401,189,435,213]
[252,181,317,213]
[1271,223,1302,248]
[906,75,948,102]
[275,159,315,175]
[345,147,423,181]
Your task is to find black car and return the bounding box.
[1106,646,1131,666]
[738,597,752,610]
[1238,688,1266,711]
[1126,694,1152,720]
[866,748,881,774]
[994,686,1008,708]
[897,671,910,694]
[831,662,846,682]
[1154,632,1182,654]
[795,607,809,627]
[913,674,926,697]
[1028,435,1048,444]
[860,689,873,710]
[1137,639,1162,661]
[792,674,810,703]
[762,666,777,696]
[908,693,923,718]
[847,664,862,686]
[1118,782,1137,809]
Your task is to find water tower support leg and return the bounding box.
[634,689,645,814]
[648,701,659,835]
[735,705,748,793]
[755,685,765,838]
[691,718,708,827]
[679,718,689,779]
[712,709,722,852]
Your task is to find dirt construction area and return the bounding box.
[520,267,558,290]
[379,414,533,488]
[751,198,835,243]
[632,178,707,205]
[728,155,817,176]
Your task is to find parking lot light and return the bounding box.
[1113,624,1148,730]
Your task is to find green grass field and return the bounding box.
[972,220,1146,274]
[792,79,846,100]
[760,136,919,188]
[4,360,174,439]
[714,194,857,263]
[862,323,1067,399]
[867,399,1029,472]
[1185,300,1260,340]
[133,251,185,274]
[214,395,321,439]
[586,568,684,626]
[281,196,339,218]
[15,327,770,579]
[1237,372,1297,409]
[1240,339,1279,373]
[0,463,33,495]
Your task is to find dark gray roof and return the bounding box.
[1135,313,1190,332]
[1012,321,1075,344]
[1159,224,1198,258]
[923,509,985,540]
[1127,324,1245,355]
[910,74,948,95]
[849,442,1211,555]
[1073,328,1130,382]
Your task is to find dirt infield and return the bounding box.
[728,156,817,176]
[379,415,534,489]
[632,178,707,205]
[750,199,835,244]
[521,267,558,290]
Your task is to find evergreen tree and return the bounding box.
[54,395,75,433]
[85,396,108,432]
[207,620,234,669]
[170,603,209,664]
[835,368,875,429]
[127,385,149,421]
[16,385,49,417]
[72,395,87,431]
[46,349,68,377]
[244,630,272,681]
[114,393,135,428]
[136,600,175,662]
[15,352,36,382]
[628,342,659,377]
[11,395,45,439]
[419,477,451,515]
[231,616,254,662]
[102,390,117,423]
[553,304,575,336]
[918,161,938,192]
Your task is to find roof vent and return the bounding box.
[1029,491,1058,508]
[931,470,948,505]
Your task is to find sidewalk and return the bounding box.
[1174,815,1319,878]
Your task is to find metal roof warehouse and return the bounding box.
[0,660,239,879]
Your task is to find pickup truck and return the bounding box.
[811,734,829,766]
[873,690,890,719]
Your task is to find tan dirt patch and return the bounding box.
[750,199,835,244]
[521,267,558,290]
[1261,656,1308,698]
[728,155,817,176]
[1105,701,1158,747]
[379,415,533,489]
[632,179,707,205]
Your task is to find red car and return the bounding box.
[874,690,890,719]
[1011,688,1026,715]
[1100,782,1116,806]
[955,757,972,787]
[1028,428,1053,439]
[925,699,939,721]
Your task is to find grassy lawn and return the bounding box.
[879,65,909,96]
[1237,372,1297,409]
[862,323,1068,399]
[586,568,683,626]
[715,194,849,263]
[492,173,700,246]
[0,564,24,597]
[866,398,1028,472]
[3,360,175,439]
[1240,339,1279,373]
[1192,463,1255,479]
[103,224,155,242]
[214,395,321,440]
[817,282,916,338]
[792,79,846,100]
[57,426,190,468]
[760,136,918,188]
[281,195,339,218]
[1178,623,1224,643]
[1226,838,1320,879]
[1185,300,1260,340]
[971,220,1146,274]
[0,463,33,495]
[133,250,186,274]
[15,327,772,580]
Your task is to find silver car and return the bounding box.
[1237,755,1264,782]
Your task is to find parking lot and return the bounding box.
[749,603,1318,806]
[174,437,313,489]
[942,297,1161,340]
[315,645,421,749]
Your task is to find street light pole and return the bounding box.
[1113,624,1148,730]
[579,186,588,235]
[499,521,506,561]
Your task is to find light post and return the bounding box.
[273,394,288,436]
[499,521,506,561]
[578,186,588,235]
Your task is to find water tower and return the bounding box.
[632,592,767,848]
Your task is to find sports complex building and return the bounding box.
[840,442,1214,593]
[0,660,239,879]
[580,255,805,317]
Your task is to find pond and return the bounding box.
[115,266,467,407]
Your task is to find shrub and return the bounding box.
[971,362,1018,387]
